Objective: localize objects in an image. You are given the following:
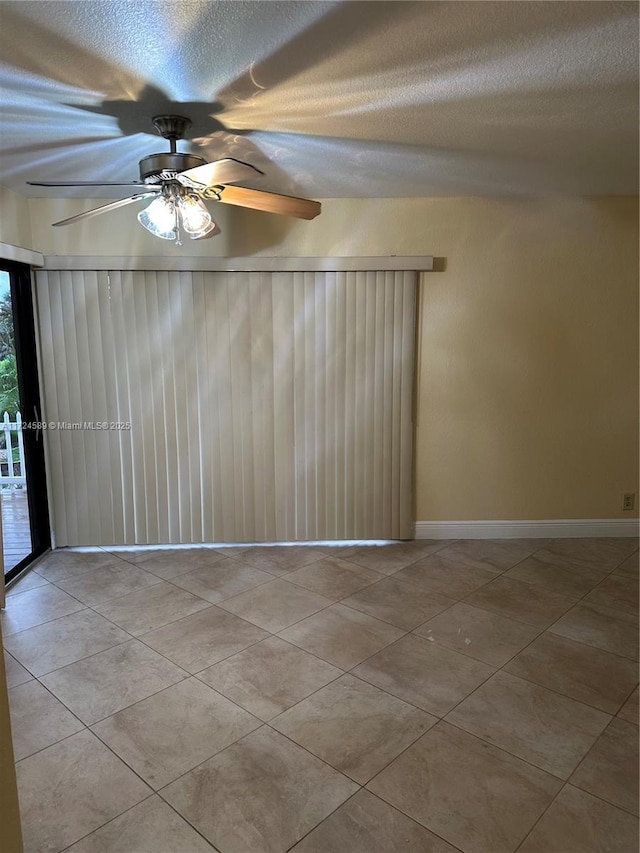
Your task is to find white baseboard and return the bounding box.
[413,519,639,539]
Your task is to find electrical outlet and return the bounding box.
[622,493,635,511]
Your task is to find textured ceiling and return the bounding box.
[0,0,638,199]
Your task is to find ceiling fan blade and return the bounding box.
[28,181,152,188]
[177,158,263,189]
[213,185,321,220]
[52,193,158,226]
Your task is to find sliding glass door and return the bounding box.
[1,260,49,583]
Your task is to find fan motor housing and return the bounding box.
[139,152,206,183]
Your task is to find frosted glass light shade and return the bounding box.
[178,195,213,237]
[137,197,177,240]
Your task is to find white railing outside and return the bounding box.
[0,411,26,488]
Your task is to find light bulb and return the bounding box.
[177,195,213,237]
[137,197,177,240]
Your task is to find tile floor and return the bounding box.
[2,537,638,853]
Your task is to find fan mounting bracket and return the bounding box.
[152,115,192,141]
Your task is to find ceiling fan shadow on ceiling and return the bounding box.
[27,115,321,244]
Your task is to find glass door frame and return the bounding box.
[2,259,50,583]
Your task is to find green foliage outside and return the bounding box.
[0,354,19,416]
[0,293,19,417]
[0,292,15,361]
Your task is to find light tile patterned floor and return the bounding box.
[2,537,638,853]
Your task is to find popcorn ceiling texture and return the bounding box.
[0,1,637,198]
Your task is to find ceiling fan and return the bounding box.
[27,115,321,241]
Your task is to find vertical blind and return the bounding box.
[35,269,416,545]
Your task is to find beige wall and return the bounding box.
[0,186,33,250]
[11,194,640,521]
[412,197,638,521]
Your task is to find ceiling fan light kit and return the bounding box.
[137,181,216,242]
[27,115,321,244]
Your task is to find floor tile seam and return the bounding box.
[34,554,140,585]
[159,621,267,669]
[315,555,391,579]
[55,793,169,853]
[458,574,581,627]
[176,627,290,676]
[265,669,438,744]
[437,665,611,774]
[151,722,354,801]
[273,624,410,671]
[87,690,265,786]
[339,544,453,577]
[10,671,88,726]
[496,661,633,716]
[541,579,640,647]
[439,716,577,787]
[609,545,640,573]
[281,790,367,853]
[567,776,640,819]
[512,778,572,853]
[279,566,388,600]
[503,560,612,595]
[13,721,89,768]
[283,788,467,853]
[490,567,594,604]
[615,709,640,726]
[407,615,548,670]
[92,594,216,637]
[361,761,494,853]
[343,667,454,719]
[225,552,327,577]
[7,626,135,679]
[225,663,347,723]
[529,550,621,579]
[244,584,407,635]
[39,662,191,728]
[276,700,442,780]
[345,636,499,719]
[113,551,230,576]
[543,623,640,664]
[534,543,635,575]
[451,590,556,631]
[338,594,458,632]
[45,568,166,605]
[84,672,241,729]
[33,634,193,713]
[100,628,203,679]
[191,676,284,731]
[59,729,156,798]
[355,568,462,598]
[3,576,87,604]
[164,565,280,600]
[260,718,385,787]
[217,580,341,630]
[612,567,640,581]
[0,601,90,638]
[614,681,640,712]
[588,569,640,600]
[189,630,351,683]
[488,607,640,678]
[6,576,52,597]
[154,797,223,853]
[50,740,159,847]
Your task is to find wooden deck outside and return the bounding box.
[2,489,32,575]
